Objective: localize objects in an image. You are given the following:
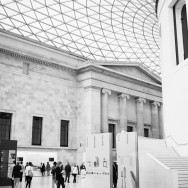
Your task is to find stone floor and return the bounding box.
[1,170,84,188]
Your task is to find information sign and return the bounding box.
[116,132,139,188]
[0,140,17,186]
[85,133,113,188]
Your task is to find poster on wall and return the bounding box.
[8,150,16,163]
[85,133,113,188]
[0,140,17,186]
[116,132,139,188]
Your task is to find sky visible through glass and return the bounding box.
[0,0,160,75]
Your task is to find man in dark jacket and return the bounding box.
[64,162,71,183]
[12,162,22,188]
[55,161,65,188]
[113,161,118,188]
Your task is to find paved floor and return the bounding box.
[1,170,85,188]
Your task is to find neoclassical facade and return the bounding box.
[0,30,163,165]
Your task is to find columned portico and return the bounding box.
[151,101,160,138]
[101,88,111,133]
[119,93,130,132]
[136,97,146,136]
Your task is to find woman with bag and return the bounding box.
[25,162,33,188]
[72,164,78,183]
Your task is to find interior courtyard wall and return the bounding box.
[158,0,188,144]
[0,52,78,164]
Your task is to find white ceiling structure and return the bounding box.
[0,0,160,75]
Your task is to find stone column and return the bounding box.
[159,103,164,139]
[119,93,130,132]
[101,88,111,133]
[84,86,102,134]
[136,98,146,136]
[151,101,160,139]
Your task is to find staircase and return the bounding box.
[138,137,188,188]
[156,157,188,188]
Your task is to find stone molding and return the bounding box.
[136,97,146,103]
[0,48,76,73]
[101,88,111,95]
[118,93,130,100]
[77,64,162,90]
[84,85,102,90]
[151,101,161,106]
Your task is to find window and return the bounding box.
[60,120,69,147]
[144,128,149,137]
[0,112,12,140]
[127,126,133,132]
[173,0,188,64]
[32,116,42,145]
[109,123,116,148]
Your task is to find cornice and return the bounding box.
[0,48,76,73]
[77,64,162,90]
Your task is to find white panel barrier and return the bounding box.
[85,133,113,188]
[116,132,139,188]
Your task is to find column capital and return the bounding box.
[101,88,111,95]
[136,97,146,103]
[151,101,161,106]
[118,93,130,99]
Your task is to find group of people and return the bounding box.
[40,162,51,176]
[8,161,34,188]
[51,161,86,188]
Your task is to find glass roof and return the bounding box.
[0,0,160,75]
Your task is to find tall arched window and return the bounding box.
[173,0,188,64]
[181,4,188,59]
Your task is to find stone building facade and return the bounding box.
[0,30,163,165]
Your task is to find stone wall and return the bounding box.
[0,52,78,163]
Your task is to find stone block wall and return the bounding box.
[0,52,78,163]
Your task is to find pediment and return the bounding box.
[101,64,161,85]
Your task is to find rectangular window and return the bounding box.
[0,112,12,140]
[32,116,42,145]
[60,120,69,147]
[144,128,149,137]
[127,126,133,132]
[173,1,188,64]
[108,123,116,148]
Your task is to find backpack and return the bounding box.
[28,167,33,177]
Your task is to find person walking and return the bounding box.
[113,161,118,188]
[8,160,15,188]
[55,161,65,188]
[64,162,71,183]
[41,163,45,176]
[25,162,29,182]
[51,162,57,186]
[25,162,33,188]
[72,164,78,183]
[80,162,86,180]
[12,162,22,188]
[20,161,24,182]
[46,162,51,176]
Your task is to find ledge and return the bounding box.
[18,145,77,150]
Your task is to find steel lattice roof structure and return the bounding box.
[0,0,160,75]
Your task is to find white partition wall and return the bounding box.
[85,133,113,188]
[116,132,139,188]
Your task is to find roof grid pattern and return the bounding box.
[0,0,160,75]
